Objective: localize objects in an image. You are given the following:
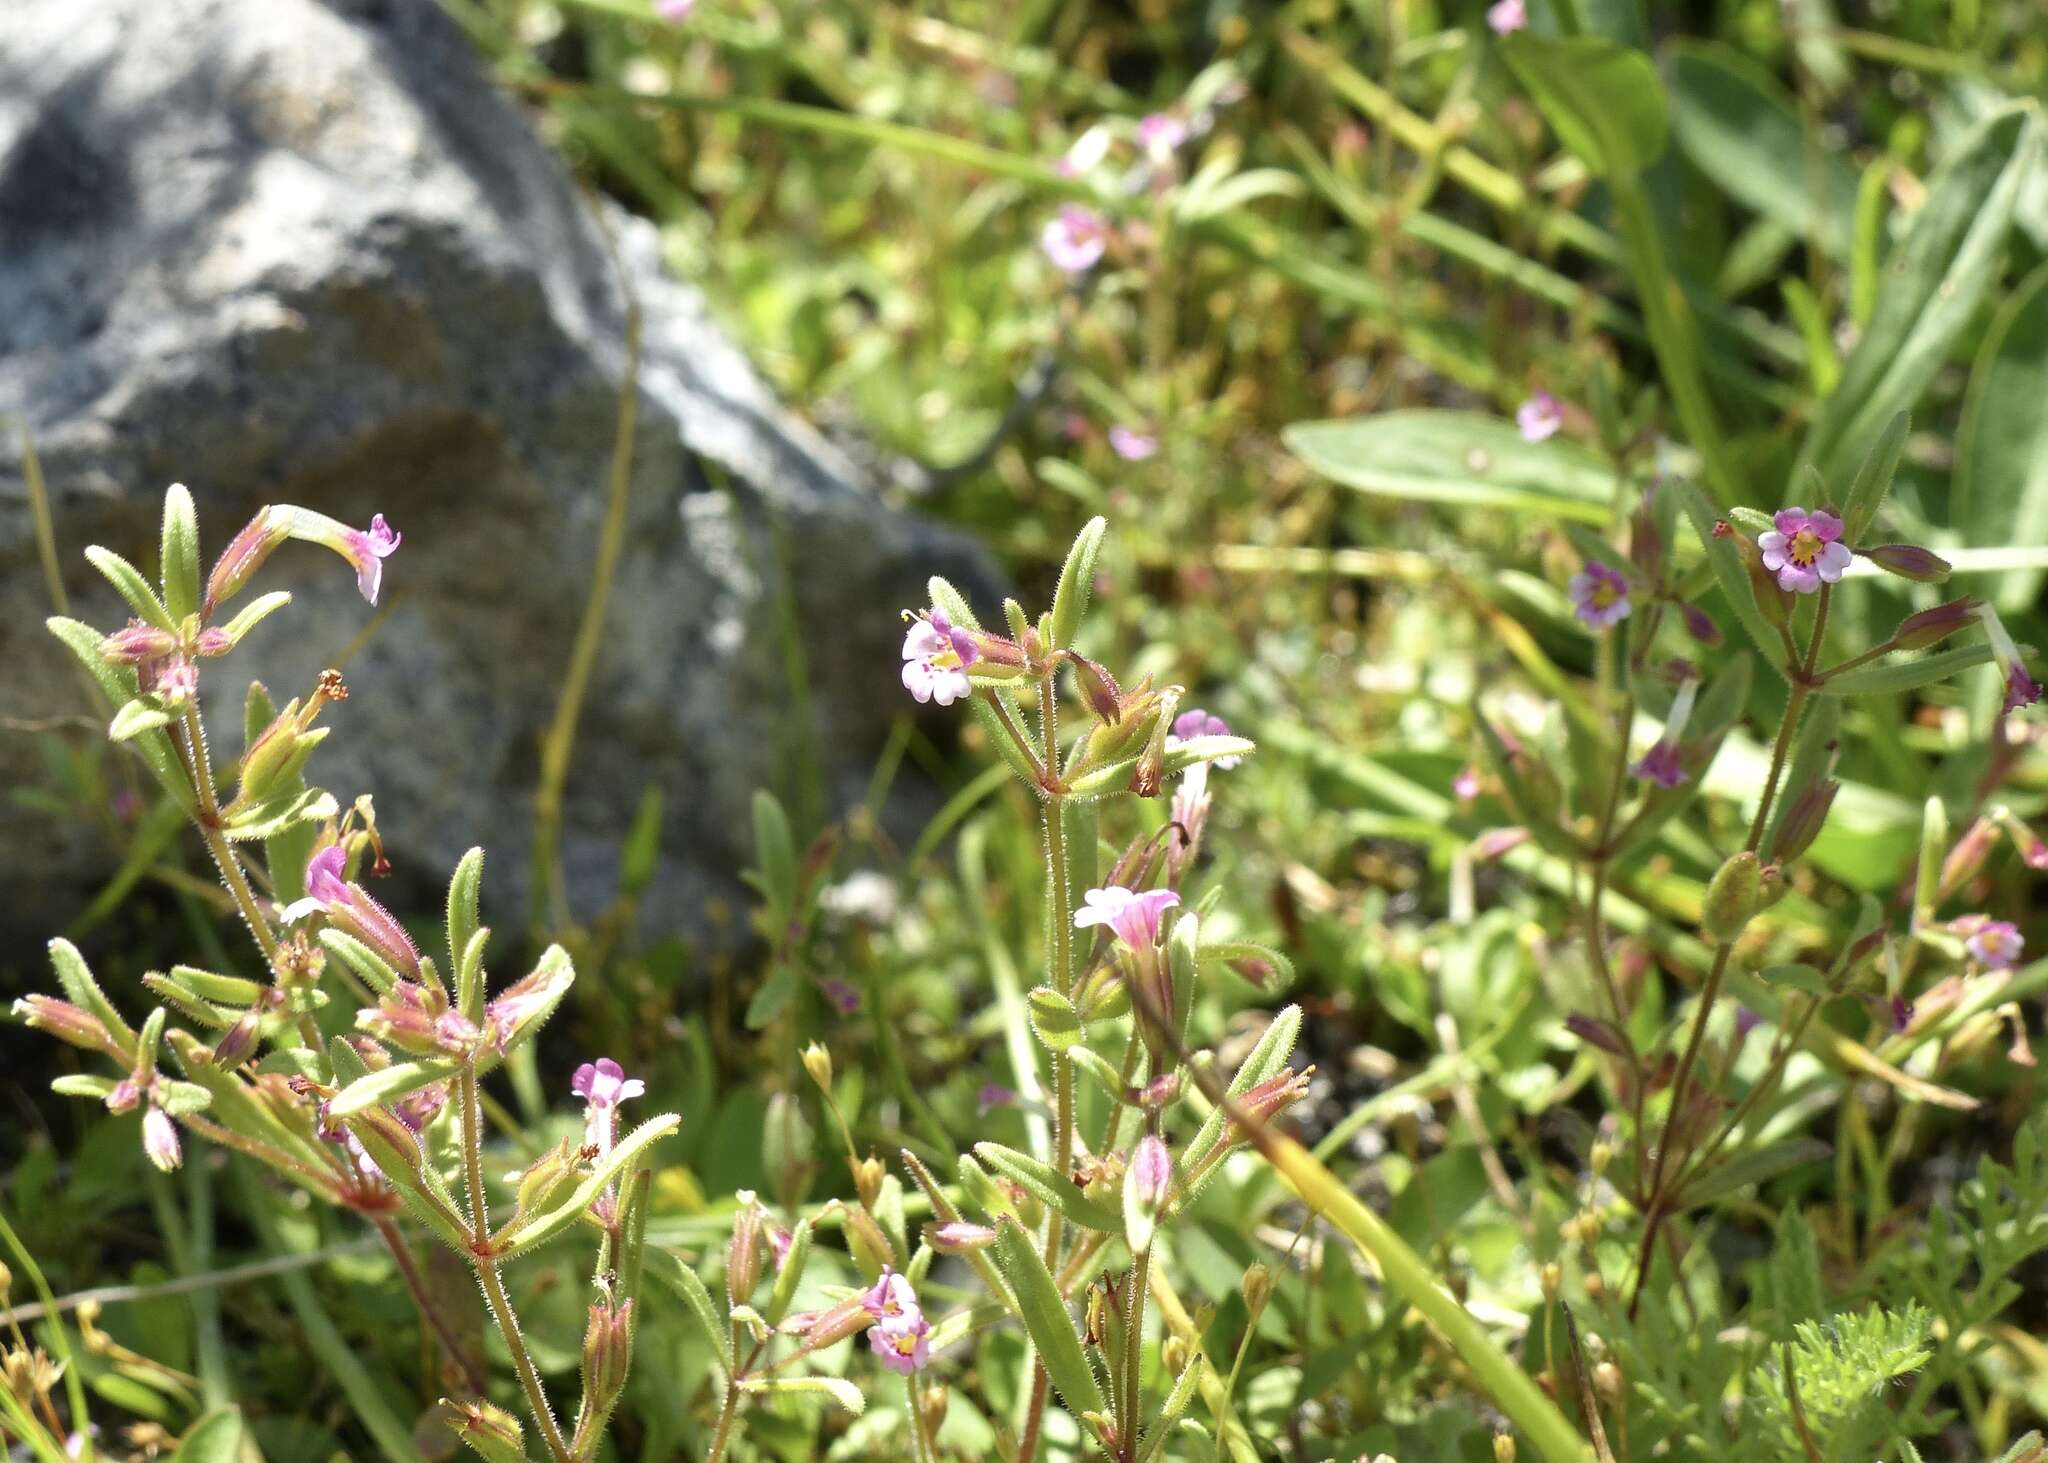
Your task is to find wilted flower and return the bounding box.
[1568,561,1631,629]
[1075,885,1180,950]
[901,607,980,707]
[1758,508,1851,594]
[1041,205,1109,273]
[1978,604,2041,715]
[1515,391,1562,442]
[1109,425,1158,461]
[278,508,401,605]
[1488,0,1528,35]
[1964,919,2025,970]
[1630,673,1699,789]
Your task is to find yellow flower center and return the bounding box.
[1590,581,1619,608]
[1789,529,1822,564]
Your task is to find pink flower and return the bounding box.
[1487,0,1527,34]
[1109,425,1158,461]
[1074,885,1180,950]
[1129,1134,1171,1205]
[1041,205,1108,273]
[572,1057,647,1112]
[1054,129,1111,179]
[1452,764,1481,802]
[976,1082,1017,1116]
[861,1268,918,1321]
[1137,112,1188,163]
[868,1309,931,1374]
[1568,561,1631,629]
[901,607,980,707]
[655,0,694,19]
[1965,919,2025,970]
[1169,708,1240,768]
[1758,508,1851,594]
[1515,391,1562,442]
[283,844,423,980]
[278,508,402,605]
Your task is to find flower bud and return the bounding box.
[1540,1263,1560,1302]
[510,1138,584,1226]
[1594,1361,1621,1402]
[1939,816,2000,904]
[1494,1433,1517,1462]
[918,1384,948,1436]
[840,1201,897,1277]
[1702,851,1764,944]
[580,1299,634,1414]
[1123,1134,1171,1254]
[1472,826,1533,862]
[800,1041,834,1094]
[1589,1140,1613,1176]
[1893,597,1979,652]
[235,711,327,809]
[1768,777,1840,866]
[1679,602,1722,647]
[924,1220,997,1253]
[1161,1336,1188,1375]
[1063,651,1124,726]
[142,1106,182,1172]
[728,1193,764,1305]
[1862,543,1952,583]
[1564,1013,1629,1057]
[1240,1262,1273,1313]
[439,1399,527,1463]
[852,1154,886,1211]
[1994,806,2048,870]
[12,996,120,1058]
[211,1013,261,1069]
[100,621,180,665]
[204,507,289,613]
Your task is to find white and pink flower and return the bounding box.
[1075,885,1180,951]
[901,607,980,707]
[1758,508,1851,595]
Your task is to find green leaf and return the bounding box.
[447,847,484,1000]
[744,963,801,1031]
[320,928,403,996]
[1184,1005,1302,1174]
[83,546,175,630]
[1499,34,1669,181]
[1026,986,1084,1052]
[1796,107,2035,493]
[1762,696,1840,858]
[1667,42,1855,256]
[160,483,203,623]
[746,790,797,918]
[48,937,139,1053]
[739,1375,866,1416]
[1838,411,1909,547]
[763,1217,811,1327]
[644,1247,731,1375]
[1817,642,1995,697]
[1955,260,2048,612]
[109,696,176,741]
[1195,939,1297,993]
[926,574,981,632]
[218,590,291,646]
[1284,411,1613,523]
[973,1142,1121,1233]
[173,1407,246,1463]
[1677,482,1785,674]
[1048,515,1106,652]
[327,1059,462,1118]
[1161,735,1257,777]
[1678,1138,1831,1209]
[992,1216,1107,1421]
[221,785,336,842]
[495,1114,680,1258]
[1761,964,1832,997]
[51,1074,118,1100]
[48,616,189,805]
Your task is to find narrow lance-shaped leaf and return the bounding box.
[160,483,203,623]
[991,1216,1107,1421]
[1047,515,1106,652]
[974,1142,1122,1234]
[495,1114,681,1259]
[1955,260,2048,612]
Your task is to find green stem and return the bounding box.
[0,1205,93,1461]
[460,1069,571,1462]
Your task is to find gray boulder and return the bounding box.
[0,0,992,954]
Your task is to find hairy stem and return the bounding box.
[373,1215,485,1395]
[460,1068,570,1462]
